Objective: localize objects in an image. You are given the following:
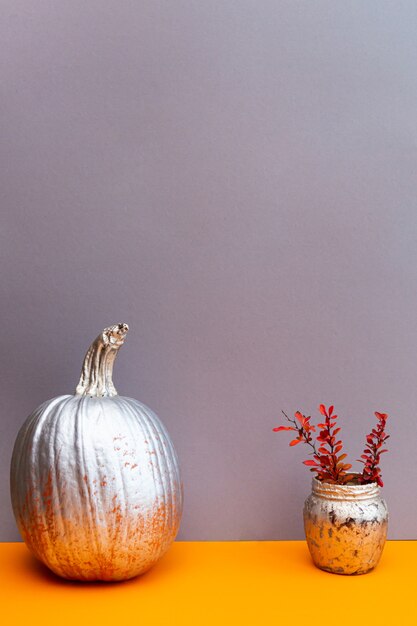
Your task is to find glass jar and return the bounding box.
[303,475,388,575]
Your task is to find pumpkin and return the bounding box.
[10,324,182,581]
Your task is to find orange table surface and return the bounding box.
[0,541,415,625]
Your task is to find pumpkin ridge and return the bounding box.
[144,404,172,547]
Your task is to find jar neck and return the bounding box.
[312,475,380,501]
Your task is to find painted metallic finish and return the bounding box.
[10,325,182,581]
[304,476,388,575]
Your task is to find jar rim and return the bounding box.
[311,474,380,500]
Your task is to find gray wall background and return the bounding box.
[1,0,416,541]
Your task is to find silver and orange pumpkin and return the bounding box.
[10,324,182,581]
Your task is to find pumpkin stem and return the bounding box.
[75,323,129,397]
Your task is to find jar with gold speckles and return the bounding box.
[303,475,388,575]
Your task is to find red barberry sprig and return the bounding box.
[314,404,353,484]
[273,410,317,450]
[273,404,353,484]
[357,412,389,487]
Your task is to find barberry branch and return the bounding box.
[357,412,389,487]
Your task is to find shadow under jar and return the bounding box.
[303,475,388,575]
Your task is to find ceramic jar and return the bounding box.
[303,475,388,575]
